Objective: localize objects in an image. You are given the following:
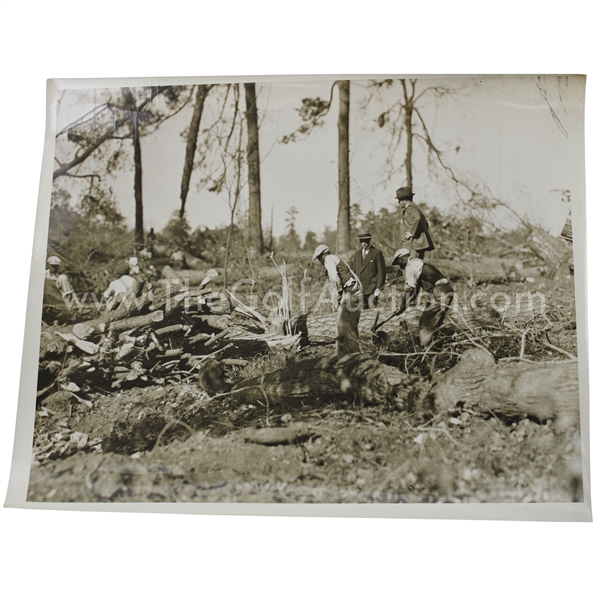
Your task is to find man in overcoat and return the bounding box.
[352,231,386,309]
[396,186,435,259]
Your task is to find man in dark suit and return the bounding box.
[352,231,386,309]
[396,186,435,259]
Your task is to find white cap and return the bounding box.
[392,248,411,264]
[47,256,61,266]
[313,244,330,260]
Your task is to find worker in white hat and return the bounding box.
[45,255,74,301]
[390,248,453,347]
[313,244,362,354]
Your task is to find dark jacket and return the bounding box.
[398,200,435,253]
[352,245,386,296]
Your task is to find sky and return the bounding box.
[53,75,577,240]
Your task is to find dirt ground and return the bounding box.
[27,268,583,504]
[28,344,582,504]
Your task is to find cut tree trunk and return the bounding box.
[300,309,422,345]
[432,348,579,427]
[108,310,164,334]
[434,257,507,284]
[200,348,579,427]
[224,353,430,412]
[526,226,572,277]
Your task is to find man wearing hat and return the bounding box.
[396,186,435,259]
[352,231,386,309]
[45,255,74,301]
[313,244,362,354]
[390,248,453,347]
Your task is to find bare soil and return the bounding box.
[27,268,582,504]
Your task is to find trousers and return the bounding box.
[418,282,454,346]
[336,291,362,354]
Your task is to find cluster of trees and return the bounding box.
[50,77,569,289]
[52,78,473,257]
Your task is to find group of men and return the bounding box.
[45,186,452,351]
[313,186,454,353]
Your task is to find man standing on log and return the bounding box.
[390,248,453,347]
[396,186,435,259]
[352,231,386,309]
[313,244,362,354]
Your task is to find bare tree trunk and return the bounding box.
[180,85,210,218]
[122,87,144,249]
[133,116,144,249]
[337,80,351,252]
[244,82,264,254]
[400,79,413,189]
[224,91,245,290]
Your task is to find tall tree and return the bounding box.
[337,81,351,252]
[180,84,211,218]
[122,87,145,248]
[367,78,480,200]
[281,80,352,252]
[400,80,414,189]
[53,85,193,249]
[244,82,264,253]
[53,86,191,181]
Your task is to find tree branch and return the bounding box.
[52,88,170,180]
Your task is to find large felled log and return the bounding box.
[434,256,507,284]
[223,353,429,412]
[432,348,579,426]
[526,226,572,277]
[302,309,422,345]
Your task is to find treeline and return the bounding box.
[48,185,523,297]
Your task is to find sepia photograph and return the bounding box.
[5,74,590,517]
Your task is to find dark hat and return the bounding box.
[357,230,373,240]
[396,186,414,201]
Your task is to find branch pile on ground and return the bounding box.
[38,278,300,405]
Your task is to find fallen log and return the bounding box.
[243,422,311,445]
[301,309,422,345]
[154,324,189,337]
[432,348,579,427]
[526,226,572,277]
[217,353,430,413]
[434,256,507,284]
[108,310,164,334]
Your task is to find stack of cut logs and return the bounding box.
[38,270,301,402]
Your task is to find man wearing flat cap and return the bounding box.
[352,231,386,309]
[396,186,435,259]
[390,247,453,347]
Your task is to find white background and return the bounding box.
[1,1,597,597]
